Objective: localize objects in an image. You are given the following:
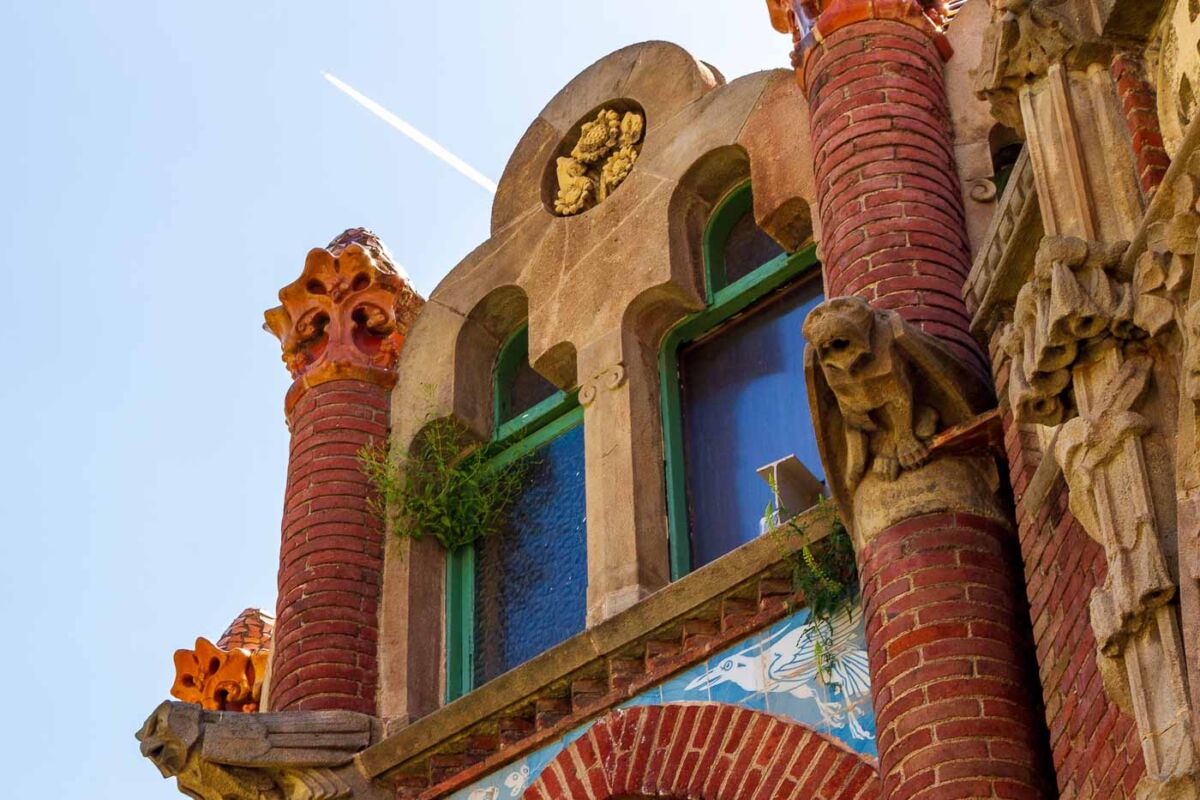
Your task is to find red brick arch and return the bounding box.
[522,703,880,800]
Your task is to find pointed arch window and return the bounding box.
[660,181,824,577]
[445,327,587,700]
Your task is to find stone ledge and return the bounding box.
[355,505,840,790]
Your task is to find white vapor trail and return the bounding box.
[322,72,498,195]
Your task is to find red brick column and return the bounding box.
[806,17,986,379]
[769,3,1052,796]
[1111,53,1170,199]
[264,228,423,713]
[862,512,1050,797]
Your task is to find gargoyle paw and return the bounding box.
[896,438,929,469]
[872,456,900,480]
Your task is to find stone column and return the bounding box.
[264,228,423,714]
[577,329,670,624]
[977,1,1200,793]
[769,2,1052,796]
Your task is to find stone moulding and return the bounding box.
[965,149,1044,338]
[136,701,386,800]
[355,505,841,796]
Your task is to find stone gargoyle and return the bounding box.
[803,297,995,512]
[136,701,385,800]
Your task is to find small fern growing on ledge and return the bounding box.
[765,491,859,683]
[358,416,532,552]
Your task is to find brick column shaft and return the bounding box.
[790,9,1052,797]
[807,19,987,378]
[271,379,388,713]
[862,512,1049,797]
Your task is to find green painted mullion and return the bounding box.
[444,543,475,702]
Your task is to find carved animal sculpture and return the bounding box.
[803,297,938,482]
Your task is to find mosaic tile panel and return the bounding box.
[448,604,876,799]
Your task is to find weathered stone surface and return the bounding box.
[136,701,387,800]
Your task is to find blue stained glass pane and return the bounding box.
[473,423,587,686]
[680,281,824,568]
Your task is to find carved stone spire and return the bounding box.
[264,228,424,412]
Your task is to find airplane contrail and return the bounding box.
[322,72,498,195]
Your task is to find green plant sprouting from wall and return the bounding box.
[765,488,859,686]
[358,415,533,552]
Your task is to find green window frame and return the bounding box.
[445,326,581,702]
[659,181,821,579]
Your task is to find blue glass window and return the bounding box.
[446,326,586,699]
[679,282,824,568]
[661,182,821,576]
[473,423,587,686]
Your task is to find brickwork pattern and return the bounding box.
[860,511,1052,799]
[806,20,987,377]
[216,607,273,653]
[989,332,1147,798]
[270,378,388,714]
[1111,53,1171,198]
[521,704,880,800]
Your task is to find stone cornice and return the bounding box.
[355,506,841,793]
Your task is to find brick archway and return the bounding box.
[522,703,880,800]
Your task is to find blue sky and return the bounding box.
[0,3,787,796]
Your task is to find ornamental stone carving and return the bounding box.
[1055,356,1176,653]
[171,637,269,713]
[973,0,1076,131]
[264,228,424,384]
[552,107,644,216]
[136,701,386,800]
[1005,237,1141,425]
[804,297,997,541]
[1156,0,1200,158]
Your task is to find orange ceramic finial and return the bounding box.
[170,637,269,712]
[264,228,425,412]
[764,0,955,86]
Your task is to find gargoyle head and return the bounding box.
[803,297,876,376]
[137,701,202,778]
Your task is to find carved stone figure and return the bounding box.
[804,297,995,505]
[137,701,384,800]
[553,156,593,216]
[553,108,645,216]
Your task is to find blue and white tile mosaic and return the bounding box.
[447,605,876,800]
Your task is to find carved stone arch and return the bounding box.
[522,704,881,800]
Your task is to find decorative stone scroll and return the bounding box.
[803,297,996,535]
[552,108,644,216]
[171,637,269,713]
[264,228,424,385]
[137,701,385,800]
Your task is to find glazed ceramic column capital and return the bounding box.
[265,228,424,417]
[767,0,953,87]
